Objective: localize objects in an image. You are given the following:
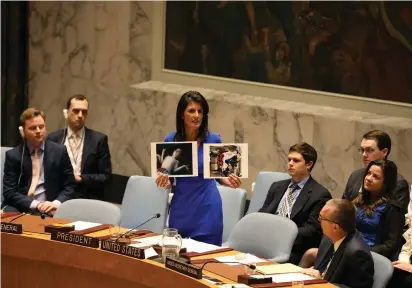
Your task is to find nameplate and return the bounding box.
[50,231,99,248]
[1,222,22,234]
[100,240,145,259]
[165,257,202,279]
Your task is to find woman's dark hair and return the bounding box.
[353,160,397,216]
[174,91,209,142]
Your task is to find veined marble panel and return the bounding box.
[28,1,152,134]
[132,81,412,198]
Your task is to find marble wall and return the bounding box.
[28,1,152,134]
[28,1,411,199]
[131,81,412,199]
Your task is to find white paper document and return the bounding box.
[67,221,102,231]
[251,272,314,283]
[136,237,220,253]
[214,253,267,266]
[136,235,163,245]
[182,238,220,253]
[144,247,158,259]
[255,263,302,275]
[129,242,153,248]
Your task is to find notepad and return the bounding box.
[255,263,302,275]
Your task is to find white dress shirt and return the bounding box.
[64,126,85,175]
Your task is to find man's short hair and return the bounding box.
[362,130,391,158]
[289,142,317,171]
[327,199,356,233]
[66,94,88,109]
[20,108,45,127]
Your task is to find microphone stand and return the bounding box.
[114,213,160,243]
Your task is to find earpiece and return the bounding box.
[63,109,68,119]
[18,126,24,138]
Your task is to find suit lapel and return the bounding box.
[43,141,52,184]
[60,129,67,144]
[271,181,290,214]
[317,240,334,267]
[81,127,91,171]
[290,177,313,219]
[324,234,351,280]
[22,144,32,182]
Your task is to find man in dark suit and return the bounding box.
[343,130,410,214]
[259,142,332,264]
[303,199,374,288]
[2,108,76,215]
[47,95,112,200]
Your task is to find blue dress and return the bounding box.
[356,203,387,246]
[164,131,223,246]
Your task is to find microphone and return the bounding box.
[200,260,259,272]
[114,213,161,242]
[8,212,48,222]
[8,212,28,223]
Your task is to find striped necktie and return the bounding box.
[278,183,300,218]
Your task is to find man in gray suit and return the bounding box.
[342,130,410,214]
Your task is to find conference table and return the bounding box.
[1,214,336,288]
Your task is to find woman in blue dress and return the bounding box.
[156,91,241,246]
[353,159,404,259]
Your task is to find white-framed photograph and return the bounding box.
[151,142,198,177]
[203,143,248,179]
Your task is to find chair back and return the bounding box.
[54,199,121,225]
[371,251,394,288]
[225,212,298,263]
[218,185,247,243]
[120,176,169,233]
[247,172,290,214]
[1,147,13,201]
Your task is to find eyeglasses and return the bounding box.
[357,148,377,155]
[318,215,340,225]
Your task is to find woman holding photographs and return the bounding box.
[156,91,241,246]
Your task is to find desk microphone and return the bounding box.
[114,213,161,242]
[8,213,28,223]
[8,212,48,222]
[199,260,258,272]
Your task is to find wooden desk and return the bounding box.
[1,215,335,288]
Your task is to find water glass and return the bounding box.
[160,228,182,263]
[109,225,121,241]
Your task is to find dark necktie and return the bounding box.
[318,246,334,276]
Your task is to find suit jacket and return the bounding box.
[2,140,76,212]
[314,231,374,288]
[259,176,332,254]
[370,200,404,259]
[47,127,112,200]
[343,168,410,214]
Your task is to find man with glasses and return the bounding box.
[303,199,374,288]
[343,130,410,214]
